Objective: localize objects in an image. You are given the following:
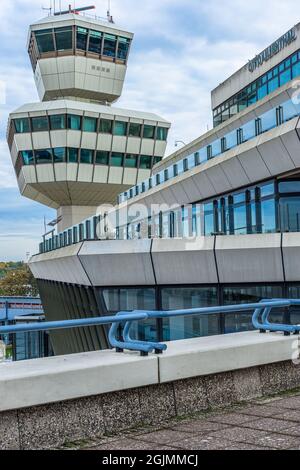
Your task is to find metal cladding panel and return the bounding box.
[32,132,51,149]
[122,168,138,185]
[152,238,218,285]
[54,163,67,181]
[78,240,155,286]
[127,137,141,154]
[93,165,109,183]
[282,233,300,281]
[108,166,123,184]
[219,154,251,188]
[36,164,55,183]
[215,234,284,283]
[29,244,91,285]
[237,147,271,183]
[257,131,296,176]
[96,134,112,151]
[81,132,97,149]
[111,136,127,153]
[191,170,217,200]
[203,164,232,193]
[14,134,32,152]
[50,130,67,147]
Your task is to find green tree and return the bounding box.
[0,266,39,297]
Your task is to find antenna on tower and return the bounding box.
[42,0,53,16]
[107,0,114,23]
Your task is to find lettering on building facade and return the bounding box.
[248,28,297,72]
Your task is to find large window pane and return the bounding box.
[156,127,168,141]
[88,30,102,54]
[128,122,141,137]
[31,116,49,132]
[80,149,93,164]
[100,119,112,133]
[261,198,276,233]
[53,147,66,163]
[102,288,157,342]
[117,37,130,60]
[95,151,109,165]
[111,152,123,166]
[260,108,277,132]
[35,29,55,53]
[83,116,97,132]
[268,76,279,93]
[68,148,78,163]
[279,181,300,193]
[139,155,152,169]
[103,33,117,57]
[67,114,82,130]
[279,196,300,232]
[280,68,292,86]
[50,114,66,130]
[223,285,283,333]
[241,120,255,142]
[113,121,127,136]
[124,154,137,168]
[21,150,34,165]
[55,26,72,51]
[203,202,214,235]
[35,149,53,164]
[76,27,88,51]
[14,118,30,133]
[161,287,219,341]
[224,129,237,150]
[143,125,155,139]
[282,100,298,122]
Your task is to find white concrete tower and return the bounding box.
[7,5,171,231]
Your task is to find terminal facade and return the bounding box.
[8,11,300,355]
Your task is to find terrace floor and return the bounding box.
[62,389,300,450]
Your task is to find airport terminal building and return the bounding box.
[8,11,300,354]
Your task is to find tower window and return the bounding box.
[143,125,155,139]
[139,155,152,169]
[125,154,138,168]
[35,29,55,53]
[67,114,82,131]
[103,33,117,57]
[50,114,66,130]
[31,116,49,132]
[113,121,128,136]
[53,147,66,163]
[156,127,168,141]
[111,152,123,167]
[55,27,73,51]
[35,149,53,164]
[88,30,102,54]
[96,151,109,165]
[80,149,93,164]
[14,118,30,134]
[21,150,34,165]
[83,116,97,133]
[117,37,130,60]
[128,122,142,137]
[76,27,88,51]
[99,119,113,134]
[68,148,78,163]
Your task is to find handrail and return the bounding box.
[1,299,299,357]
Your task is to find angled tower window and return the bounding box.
[35,149,53,164]
[31,116,49,132]
[80,149,93,164]
[83,116,97,132]
[68,148,79,163]
[139,155,152,169]
[156,127,168,141]
[100,119,113,133]
[67,114,82,130]
[76,27,88,51]
[113,121,128,136]
[53,147,66,163]
[88,30,102,54]
[50,114,66,130]
[143,125,155,139]
[96,151,109,165]
[103,33,117,57]
[128,122,141,137]
[125,154,138,168]
[111,152,123,166]
[35,29,55,53]
[55,26,73,51]
[117,37,130,60]
[21,150,34,165]
[14,118,30,133]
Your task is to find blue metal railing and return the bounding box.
[0,299,299,357]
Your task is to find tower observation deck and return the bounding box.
[7,5,171,231]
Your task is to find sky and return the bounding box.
[0,0,299,260]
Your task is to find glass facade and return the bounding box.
[12,114,168,142]
[213,50,300,127]
[30,25,132,69]
[119,95,300,204]
[17,148,157,170]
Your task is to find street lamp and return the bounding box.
[175,140,187,148]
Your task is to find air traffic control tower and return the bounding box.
[7,5,171,231]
